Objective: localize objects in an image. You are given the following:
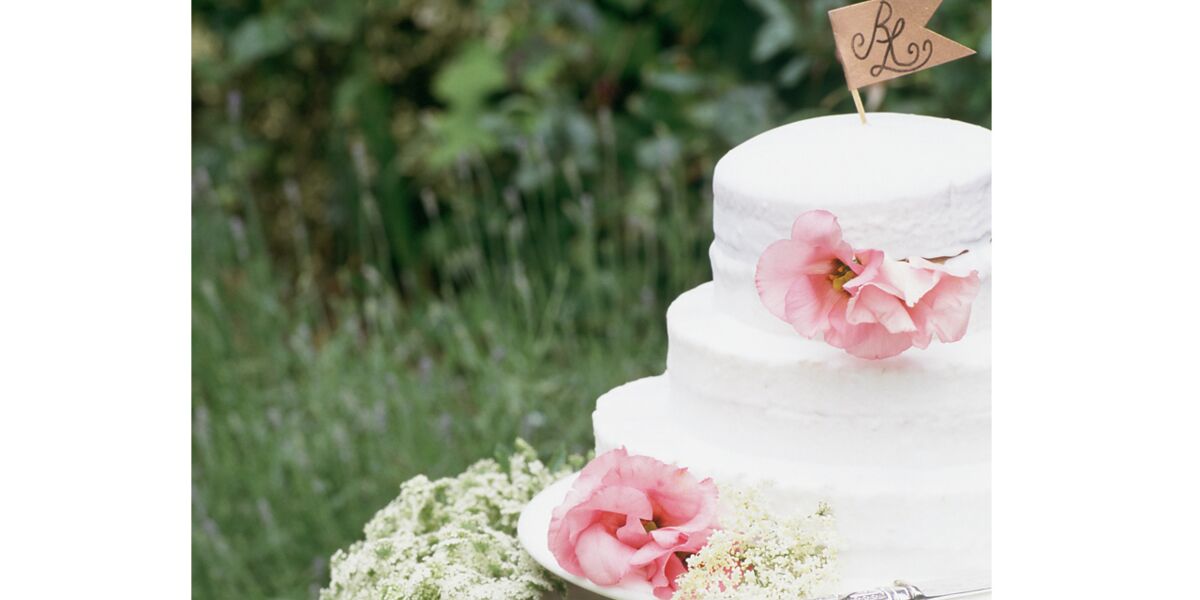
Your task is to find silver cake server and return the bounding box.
[811,576,991,600]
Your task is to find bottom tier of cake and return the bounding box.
[592,375,990,592]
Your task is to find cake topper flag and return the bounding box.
[829,0,975,124]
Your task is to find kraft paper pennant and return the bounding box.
[829,0,975,90]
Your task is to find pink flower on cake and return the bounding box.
[548,448,719,599]
[895,256,982,348]
[754,210,861,339]
[755,211,980,360]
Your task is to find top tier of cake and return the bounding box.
[710,113,992,333]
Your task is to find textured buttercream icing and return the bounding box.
[590,113,991,591]
[593,376,989,590]
[666,283,989,467]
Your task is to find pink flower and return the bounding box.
[890,256,982,349]
[548,448,719,599]
[755,211,980,360]
[755,210,861,339]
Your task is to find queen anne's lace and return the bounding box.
[674,486,837,599]
[324,442,835,599]
[321,440,580,600]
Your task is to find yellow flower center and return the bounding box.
[828,259,856,294]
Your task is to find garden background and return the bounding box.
[191,1,991,597]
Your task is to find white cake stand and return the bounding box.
[519,475,992,600]
[518,473,660,600]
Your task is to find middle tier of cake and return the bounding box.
[592,280,992,590]
[662,281,990,467]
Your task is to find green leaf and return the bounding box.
[520,55,563,95]
[635,134,681,170]
[778,56,811,87]
[644,69,704,94]
[426,111,499,168]
[712,85,776,146]
[746,0,796,62]
[433,43,508,109]
[228,14,291,69]
[753,18,795,62]
[608,0,647,14]
[307,2,360,43]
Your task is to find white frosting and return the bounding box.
[666,283,989,467]
[593,376,990,589]
[586,113,991,590]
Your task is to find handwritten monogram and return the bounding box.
[850,0,933,77]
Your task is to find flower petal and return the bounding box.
[755,240,830,320]
[575,522,636,586]
[554,448,628,521]
[576,485,653,521]
[790,210,841,248]
[650,528,687,548]
[845,284,917,334]
[910,271,981,343]
[648,552,690,600]
[549,448,635,577]
[791,210,857,267]
[827,305,914,359]
[629,541,672,567]
[844,249,937,304]
[548,449,718,593]
[783,275,842,338]
[882,261,939,305]
[615,513,652,547]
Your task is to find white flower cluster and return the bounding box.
[674,486,837,600]
[321,440,578,600]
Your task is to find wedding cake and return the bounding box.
[590,112,991,590]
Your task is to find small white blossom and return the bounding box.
[674,486,837,600]
[321,440,574,600]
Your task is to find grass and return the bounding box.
[191,119,714,598]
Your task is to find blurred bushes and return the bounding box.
[193,0,990,303]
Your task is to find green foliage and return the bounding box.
[192,0,991,294]
[192,1,990,598]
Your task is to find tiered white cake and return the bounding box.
[592,113,990,590]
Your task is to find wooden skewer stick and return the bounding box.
[850,87,867,124]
